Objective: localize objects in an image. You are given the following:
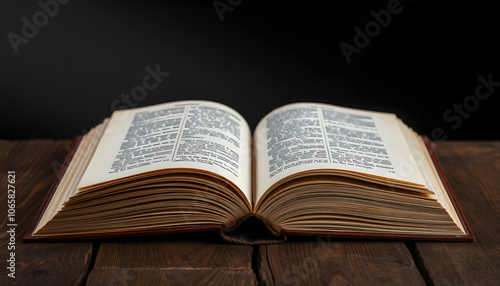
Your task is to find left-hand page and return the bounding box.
[77,100,253,204]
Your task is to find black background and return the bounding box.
[1,0,499,140]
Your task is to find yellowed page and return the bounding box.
[77,100,252,203]
[34,120,109,233]
[254,102,428,204]
[399,123,466,233]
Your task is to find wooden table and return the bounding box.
[1,140,499,285]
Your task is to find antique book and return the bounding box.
[24,100,474,244]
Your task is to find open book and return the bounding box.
[24,100,473,244]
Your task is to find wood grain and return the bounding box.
[258,239,425,285]
[87,269,256,286]
[0,140,93,286]
[413,142,500,285]
[87,237,256,285]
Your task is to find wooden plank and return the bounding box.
[87,237,256,285]
[87,269,256,286]
[413,142,500,285]
[0,140,93,285]
[258,239,426,285]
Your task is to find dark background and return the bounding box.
[1,0,499,140]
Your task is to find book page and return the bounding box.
[34,120,109,234]
[77,100,252,202]
[254,102,428,203]
[400,124,466,233]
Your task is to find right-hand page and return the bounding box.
[254,102,428,204]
